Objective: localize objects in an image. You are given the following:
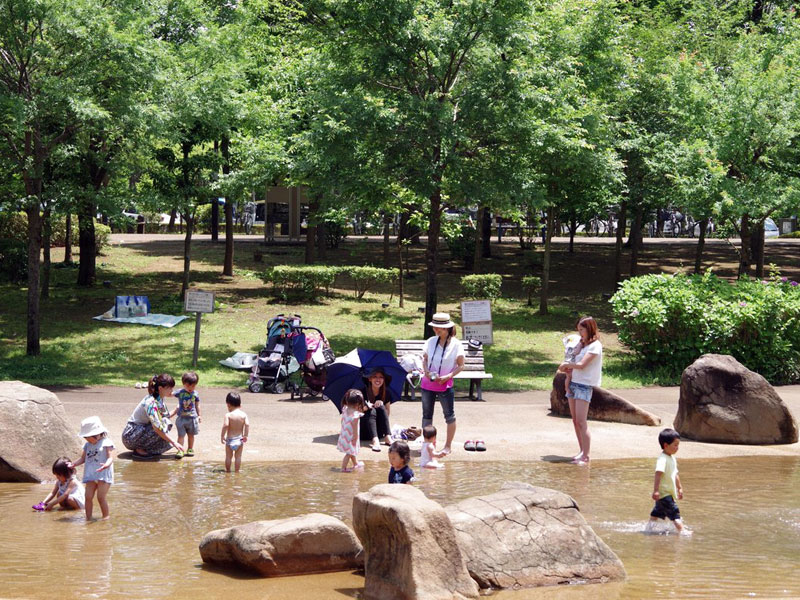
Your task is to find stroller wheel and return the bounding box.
[272,382,285,394]
[248,380,264,394]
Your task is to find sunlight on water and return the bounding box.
[0,456,797,599]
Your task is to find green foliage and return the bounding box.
[461,274,503,300]
[265,265,340,300]
[611,272,800,383]
[522,276,542,306]
[443,217,476,269]
[339,266,399,299]
[0,239,27,282]
[0,212,109,252]
[319,208,349,249]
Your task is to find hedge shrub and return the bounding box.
[521,275,541,306]
[461,274,502,300]
[610,272,800,383]
[265,265,340,300]
[0,211,110,253]
[340,266,399,299]
[0,239,27,282]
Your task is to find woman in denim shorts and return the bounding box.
[557,316,603,466]
[420,313,465,455]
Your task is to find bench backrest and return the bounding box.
[395,340,486,373]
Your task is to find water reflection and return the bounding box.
[1,456,798,599]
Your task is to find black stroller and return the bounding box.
[248,314,305,394]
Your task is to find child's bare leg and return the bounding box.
[60,497,80,510]
[564,372,572,394]
[95,482,111,519]
[225,445,233,472]
[234,446,244,472]
[84,481,97,520]
[342,454,353,472]
[673,518,684,532]
[187,433,195,451]
[178,434,186,447]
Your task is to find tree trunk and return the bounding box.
[423,187,442,338]
[211,139,219,242]
[538,207,555,314]
[481,208,492,258]
[383,212,392,268]
[614,200,627,286]
[168,209,177,233]
[738,215,752,277]
[397,238,405,308]
[221,136,233,276]
[41,206,51,299]
[317,218,327,260]
[751,223,765,278]
[568,215,577,253]
[305,197,319,264]
[77,201,97,286]
[25,197,42,356]
[693,218,708,274]
[63,212,73,263]
[180,214,194,300]
[629,206,643,277]
[472,206,485,274]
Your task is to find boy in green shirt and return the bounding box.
[649,428,684,532]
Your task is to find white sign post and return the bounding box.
[460,300,493,345]
[185,290,215,367]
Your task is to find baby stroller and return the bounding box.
[248,314,306,394]
[290,326,335,400]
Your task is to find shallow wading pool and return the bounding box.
[0,456,798,599]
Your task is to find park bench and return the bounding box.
[394,339,492,401]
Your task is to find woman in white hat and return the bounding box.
[421,312,465,454]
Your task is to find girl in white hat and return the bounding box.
[71,416,115,520]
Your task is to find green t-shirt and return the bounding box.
[655,452,678,499]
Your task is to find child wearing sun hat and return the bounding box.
[70,416,115,520]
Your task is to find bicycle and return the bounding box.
[242,202,255,235]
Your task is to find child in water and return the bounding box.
[388,440,415,483]
[648,428,685,533]
[419,425,446,469]
[221,392,249,473]
[71,416,115,520]
[34,457,86,512]
[337,389,365,472]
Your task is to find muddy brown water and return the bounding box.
[1,456,798,599]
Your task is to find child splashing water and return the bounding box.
[419,425,446,469]
[33,457,86,512]
[646,428,689,535]
[71,416,115,520]
[337,389,365,472]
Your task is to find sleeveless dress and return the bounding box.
[336,409,364,455]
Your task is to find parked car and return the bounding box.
[764,217,779,238]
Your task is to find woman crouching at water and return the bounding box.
[122,374,184,459]
[557,316,602,466]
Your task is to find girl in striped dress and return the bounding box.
[337,389,365,472]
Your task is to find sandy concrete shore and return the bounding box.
[46,384,800,464]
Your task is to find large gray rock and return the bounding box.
[352,483,479,600]
[448,482,626,590]
[199,513,363,576]
[550,372,661,426]
[675,354,798,444]
[0,381,82,482]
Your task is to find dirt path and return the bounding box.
[49,385,800,465]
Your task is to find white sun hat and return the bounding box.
[78,416,107,438]
[428,312,456,328]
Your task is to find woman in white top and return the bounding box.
[421,313,465,454]
[557,316,602,466]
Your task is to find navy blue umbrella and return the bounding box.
[324,348,407,411]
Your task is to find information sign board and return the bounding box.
[461,300,493,345]
[185,290,215,314]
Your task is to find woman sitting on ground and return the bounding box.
[121,374,184,459]
[359,367,394,452]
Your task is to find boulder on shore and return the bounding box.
[352,483,479,600]
[675,354,798,444]
[448,482,626,590]
[199,513,363,577]
[0,381,82,482]
[550,372,661,426]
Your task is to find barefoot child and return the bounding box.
[71,416,114,520]
[221,392,249,472]
[388,440,414,483]
[649,428,685,533]
[419,425,446,469]
[337,389,365,472]
[35,457,86,512]
[170,371,201,458]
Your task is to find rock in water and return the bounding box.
[448,482,626,589]
[199,513,363,576]
[675,354,798,444]
[0,381,82,482]
[352,483,479,600]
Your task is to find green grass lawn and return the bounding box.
[0,236,694,391]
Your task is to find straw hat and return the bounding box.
[428,312,456,329]
[78,416,107,438]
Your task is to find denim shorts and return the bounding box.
[650,495,681,521]
[568,381,594,402]
[176,415,199,436]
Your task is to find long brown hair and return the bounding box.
[364,369,388,403]
[577,316,599,345]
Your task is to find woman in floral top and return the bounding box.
[121,374,184,459]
